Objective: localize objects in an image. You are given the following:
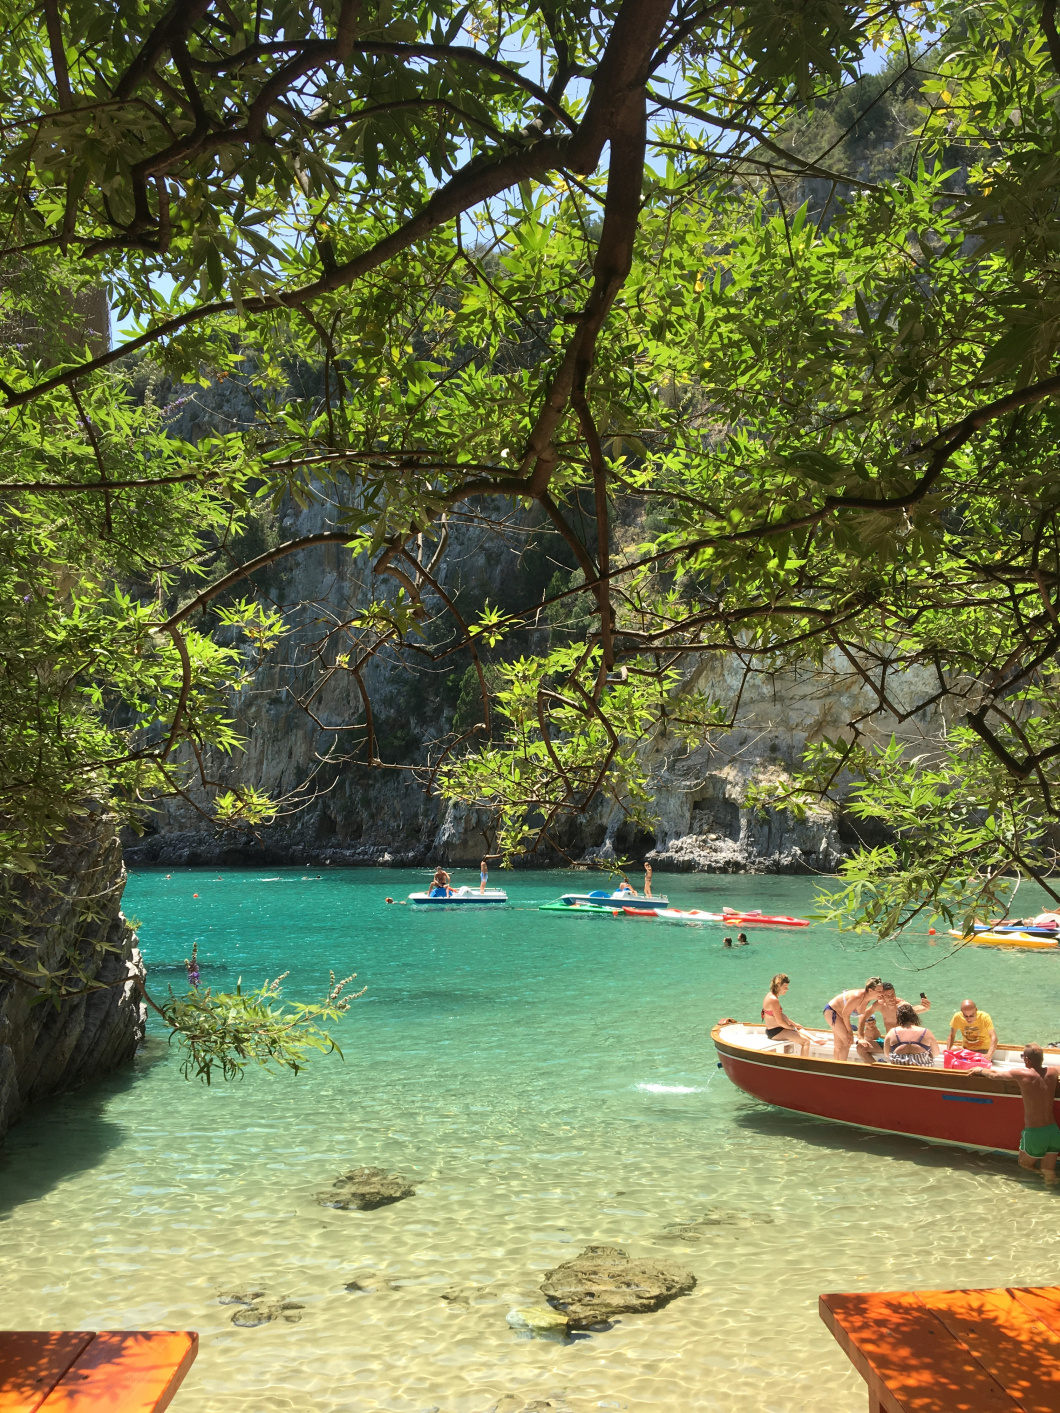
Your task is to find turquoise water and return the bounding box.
[1,867,1059,1413]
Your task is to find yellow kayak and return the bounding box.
[949,929,1059,951]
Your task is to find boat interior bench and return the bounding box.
[0,1332,197,1413]
[820,1287,1060,1413]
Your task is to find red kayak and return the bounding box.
[721,908,810,928]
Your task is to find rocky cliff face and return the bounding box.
[0,815,145,1140]
[124,486,945,875]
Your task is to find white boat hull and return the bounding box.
[408,888,508,905]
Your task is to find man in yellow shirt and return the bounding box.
[948,999,998,1059]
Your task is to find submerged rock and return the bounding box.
[230,1299,304,1327]
[217,1290,265,1305]
[505,1305,571,1339]
[653,1208,774,1242]
[540,1245,694,1329]
[318,1165,415,1210]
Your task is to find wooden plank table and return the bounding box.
[0,1332,197,1413]
[820,1288,1060,1413]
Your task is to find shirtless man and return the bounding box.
[824,978,884,1062]
[430,867,454,897]
[983,1043,1060,1178]
[858,981,930,1039]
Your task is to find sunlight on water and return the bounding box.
[1,867,1058,1413]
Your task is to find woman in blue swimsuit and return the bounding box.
[823,978,884,1062]
[884,1004,941,1066]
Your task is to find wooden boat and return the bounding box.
[949,928,1059,951]
[408,887,508,905]
[712,1021,1060,1153]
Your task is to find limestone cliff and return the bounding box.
[0,815,145,1140]
[124,493,943,875]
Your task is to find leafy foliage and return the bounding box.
[6,0,1060,976]
[154,970,364,1082]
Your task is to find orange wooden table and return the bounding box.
[0,1332,197,1413]
[820,1288,1060,1413]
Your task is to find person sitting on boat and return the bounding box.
[947,999,997,1061]
[982,1043,1060,1178]
[762,974,814,1057]
[429,867,454,898]
[858,981,929,1038]
[883,1005,941,1066]
[855,1013,885,1064]
[824,978,884,1062]
[617,876,634,895]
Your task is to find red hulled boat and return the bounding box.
[712,1022,1060,1153]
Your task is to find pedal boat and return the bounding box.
[949,928,1059,951]
[712,1022,1059,1154]
[557,888,669,907]
[408,886,508,905]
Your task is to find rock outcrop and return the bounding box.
[0,814,145,1141]
[318,1166,416,1210]
[121,492,945,874]
[539,1244,695,1329]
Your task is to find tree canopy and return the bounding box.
[4,0,1060,999]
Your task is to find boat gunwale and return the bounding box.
[710,1022,1054,1100]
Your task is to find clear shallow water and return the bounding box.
[1,868,1059,1413]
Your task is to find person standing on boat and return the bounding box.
[762,974,815,1057]
[983,1044,1060,1177]
[883,1004,941,1066]
[479,858,489,895]
[824,979,884,1062]
[643,863,653,898]
[947,999,998,1061]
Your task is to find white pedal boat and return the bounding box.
[560,889,669,907]
[408,886,508,905]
